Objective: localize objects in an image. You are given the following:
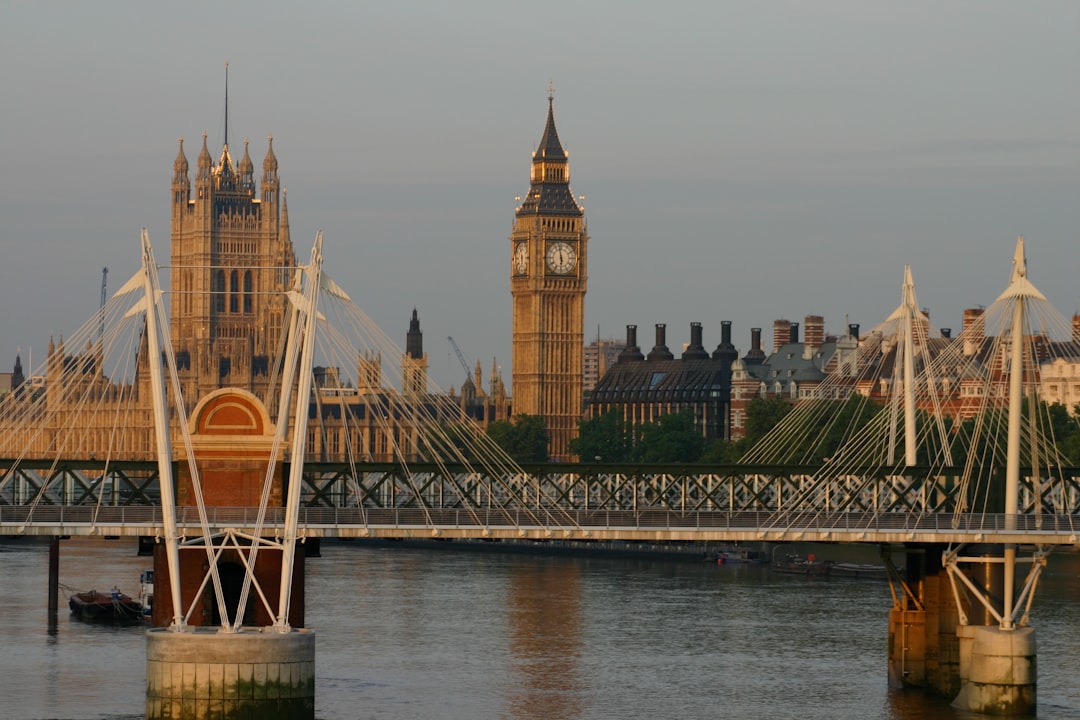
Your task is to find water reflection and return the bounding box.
[506,559,584,719]
[4,538,1080,719]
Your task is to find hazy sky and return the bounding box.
[2,2,1079,391]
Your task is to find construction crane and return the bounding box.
[98,267,108,340]
[447,336,472,382]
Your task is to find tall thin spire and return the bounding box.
[223,61,230,148]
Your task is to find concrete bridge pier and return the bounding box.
[949,545,1037,716]
[888,544,961,698]
[146,627,315,720]
[952,624,1036,715]
[888,543,1038,715]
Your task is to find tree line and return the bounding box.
[475,398,1080,466]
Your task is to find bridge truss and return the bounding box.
[4,460,1080,545]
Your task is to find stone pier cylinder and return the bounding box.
[146,627,315,720]
[952,625,1036,715]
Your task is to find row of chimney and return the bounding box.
[617,316,861,367]
[615,309,1080,368]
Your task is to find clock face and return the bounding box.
[545,241,577,274]
[513,242,528,274]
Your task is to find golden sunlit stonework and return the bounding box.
[510,95,588,461]
[0,132,509,464]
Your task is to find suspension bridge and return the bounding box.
[2,231,1079,715]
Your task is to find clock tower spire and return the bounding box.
[510,89,588,461]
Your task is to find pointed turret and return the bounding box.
[12,353,25,391]
[406,308,423,359]
[196,133,213,182]
[516,91,582,218]
[216,143,237,191]
[173,137,189,183]
[536,95,567,162]
[239,139,255,193]
[172,137,191,212]
[262,135,278,183]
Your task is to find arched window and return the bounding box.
[243,271,253,313]
[229,271,239,313]
[213,270,226,313]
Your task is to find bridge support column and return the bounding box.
[146,627,315,720]
[888,544,962,698]
[48,536,60,623]
[952,625,1036,715]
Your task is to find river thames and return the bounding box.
[2,537,1079,719]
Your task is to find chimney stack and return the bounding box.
[712,320,738,364]
[648,323,674,361]
[619,325,644,362]
[744,328,766,365]
[803,315,824,359]
[682,322,709,360]
[963,308,985,356]
[773,319,792,352]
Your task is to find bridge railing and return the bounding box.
[2,504,1077,537]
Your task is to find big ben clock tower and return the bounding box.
[510,90,587,461]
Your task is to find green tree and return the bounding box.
[743,396,793,446]
[633,410,705,463]
[486,414,550,463]
[701,437,747,464]
[421,422,479,462]
[570,409,634,462]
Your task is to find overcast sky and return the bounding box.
[2,2,1079,391]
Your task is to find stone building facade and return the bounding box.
[510,94,587,461]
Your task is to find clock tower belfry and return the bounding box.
[510,91,587,461]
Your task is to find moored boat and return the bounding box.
[716,549,765,565]
[829,562,889,580]
[772,554,830,576]
[69,587,144,622]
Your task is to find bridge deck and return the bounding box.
[3,506,1077,545]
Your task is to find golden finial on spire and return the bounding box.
[548,80,554,100]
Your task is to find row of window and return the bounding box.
[212,270,254,314]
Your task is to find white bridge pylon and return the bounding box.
[138,229,326,631]
[132,230,582,632]
[743,235,1074,631]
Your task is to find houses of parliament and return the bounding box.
[0,97,585,462]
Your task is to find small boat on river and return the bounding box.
[69,587,144,622]
[828,562,889,580]
[716,549,765,565]
[772,554,831,576]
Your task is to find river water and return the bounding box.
[2,537,1079,719]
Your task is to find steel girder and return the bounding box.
[4,460,1080,519]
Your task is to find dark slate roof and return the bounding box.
[536,98,567,161]
[516,99,582,218]
[590,357,731,405]
[744,342,837,387]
